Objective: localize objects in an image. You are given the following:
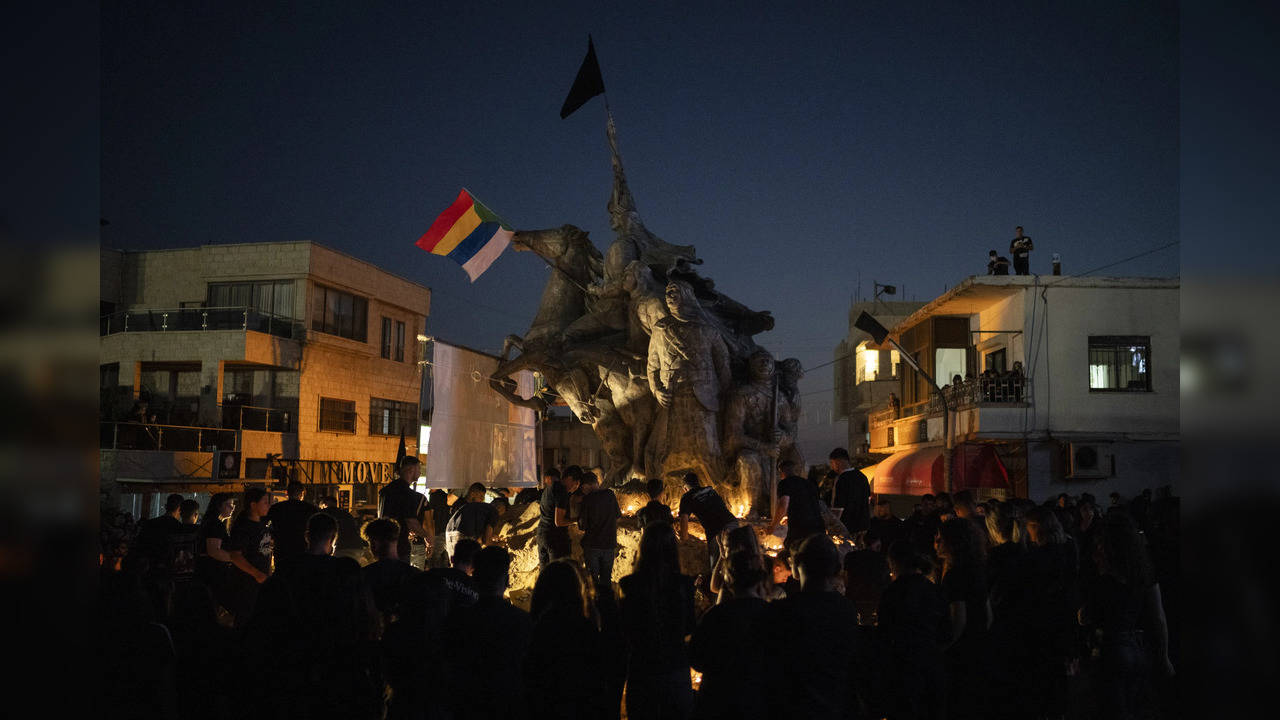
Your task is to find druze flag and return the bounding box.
[415,189,513,282]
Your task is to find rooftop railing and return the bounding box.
[100,306,301,340]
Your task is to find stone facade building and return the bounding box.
[100,241,430,516]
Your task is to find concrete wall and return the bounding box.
[1038,285,1179,436]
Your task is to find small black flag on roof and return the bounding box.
[560,35,606,119]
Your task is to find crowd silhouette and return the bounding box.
[100,473,1177,720]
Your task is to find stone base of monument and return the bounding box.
[495,494,859,611]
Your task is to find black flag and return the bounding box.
[560,35,606,119]
[395,428,407,475]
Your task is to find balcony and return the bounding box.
[870,375,1030,452]
[100,306,302,340]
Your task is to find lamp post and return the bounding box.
[853,311,953,494]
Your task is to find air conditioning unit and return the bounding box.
[1068,443,1113,479]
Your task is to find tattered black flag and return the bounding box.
[560,35,606,118]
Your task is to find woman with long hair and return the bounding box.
[690,549,770,720]
[619,523,697,720]
[1080,511,1174,719]
[1025,505,1082,718]
[935,517,990,720]
[195,493,235,615]
[524,560,611,720]
[708,523,764,601]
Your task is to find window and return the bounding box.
[311,285,368,342]
[319,397,356,433]
[395,321,406,362]
[856,343,879,384]
[1089,336,1151,392]
[208,281,294,317]
[985,348,1007,373]
[935,347,967,386]
[370,397,416,436]
[380,317,392,359]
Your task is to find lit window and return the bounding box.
[860,346,879,383]
[1088,336,1152,392]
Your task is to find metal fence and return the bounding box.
[100,306,301,340]
[101,421,238,452]
[221,404,294,432]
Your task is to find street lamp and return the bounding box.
[853,311,953,494]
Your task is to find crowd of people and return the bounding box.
[101,450,1178,720]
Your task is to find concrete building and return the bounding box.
[100,241,430,515]
[834,300,926,457]
[864,275,1178,501]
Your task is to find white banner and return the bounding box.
[425,341,537,489]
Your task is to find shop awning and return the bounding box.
[872,443,1010,495]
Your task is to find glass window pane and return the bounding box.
[274,281,293,318]
[381,317,392,358]
[354,298,367,341]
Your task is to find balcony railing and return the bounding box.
[101,421,238,452]
[930,374,1029,413]
[869,375,1030,430]
[220,404,294,433]
[100,306,302,340]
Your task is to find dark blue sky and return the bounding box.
[102,0,1181,390]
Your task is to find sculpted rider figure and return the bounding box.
[647,280,730,488]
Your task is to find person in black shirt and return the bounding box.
[195,493,235,613]
[987,249,1011,275]
[360,517,418,624]
[537,466,577,567]
[619,523,697,720]
[445,482,500,556]
[443,547,533,720]
[1010,225,1034,275]
[317,495,367,564]
[578,472,622,589]
[225,487,274,627]
[678,472,736,573]
[769,459,825,553]
[524,560,616,720]
[243,513,382,719]
[424,536,479,608]
[763,535,871,720]
[690,549,770,720]
[829,447,871,538]
[131,493,183,574]
[937,517,991,720]
[637,477,673,530]
[378,456,431,567]
[266,481,318,570]
[514,486,541,506]
[869,498,905,549]
[168,499,201,585]
[878,540,947,720]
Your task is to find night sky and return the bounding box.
[101,1,1182,443]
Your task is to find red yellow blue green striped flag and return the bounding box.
[415,189,514,282]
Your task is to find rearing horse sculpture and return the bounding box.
[488,226,643,483]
